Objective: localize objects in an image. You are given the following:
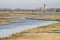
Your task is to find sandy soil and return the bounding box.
[0,33,60,40]
[22,23,60,33]
[0,23,60,40]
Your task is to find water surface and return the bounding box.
[0,18,59,37]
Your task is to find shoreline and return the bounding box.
[26,18,60,21]
[0,23,60,39]
[0,19,23,26]
[0,12,60,40]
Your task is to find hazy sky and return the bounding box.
[0,0,60,9]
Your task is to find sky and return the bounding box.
[0,0,60,9]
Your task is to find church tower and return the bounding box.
[43,4,47,13]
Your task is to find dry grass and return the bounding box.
[28,16,60,21]
[0,18,22,26]
[0,12,60,40]
[12,33,60,40]
[0,12,60,21]
[1,33,60,40]
[22,23,60,33]
[0,23,60,40]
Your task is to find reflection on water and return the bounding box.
[0,18,59,37]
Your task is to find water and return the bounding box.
[0,18,59,37]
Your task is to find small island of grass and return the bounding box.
[0,18,23,26]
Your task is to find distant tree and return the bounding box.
[56,9,60,12]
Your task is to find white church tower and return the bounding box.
[43,4,47,13]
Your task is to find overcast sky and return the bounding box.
[0,0,60,9]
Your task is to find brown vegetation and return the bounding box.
[22,23,60,33]
[0,12,60,40]
[0,23,60,40]
[0,18,22,26]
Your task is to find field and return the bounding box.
[0,18,23,26]
[0,12,60,40]
[0,23,60,40]
[22,23,60,33]
[0,12,60,20]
